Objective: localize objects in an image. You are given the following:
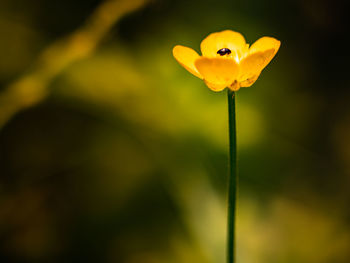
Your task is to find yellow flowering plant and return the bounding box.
[172,30,280,263]
[173,30,280,92]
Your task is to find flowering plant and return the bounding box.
[173,30,280,263]
[173,30,280,91]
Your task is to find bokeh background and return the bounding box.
[0,0,349,262]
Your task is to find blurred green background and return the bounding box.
[0,0,349,262]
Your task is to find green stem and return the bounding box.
[227,89,238,263]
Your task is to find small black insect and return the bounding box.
[217,48,231,56]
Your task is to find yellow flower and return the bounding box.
[172,30,280,92]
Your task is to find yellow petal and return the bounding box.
[250,36,280,53]
[200,30,246,58]
[249,37,280,67]
[194,57,239,86]
[240,75,259,87]
[204,80,227,92]
[172,45,203,79]
[238,49,275,82]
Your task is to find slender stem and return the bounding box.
[227,89,238,263]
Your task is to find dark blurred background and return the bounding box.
[0,0,349,262]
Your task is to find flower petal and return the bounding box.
[200,30,246,58]
[238,49,275,82]
[194,57,239,86]
[240,75,259,88]
[249,37,280,67]
[172,45,203,79]
[204,81,227,92]
[250,36,280,53]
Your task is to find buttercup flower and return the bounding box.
[173,30,280,92]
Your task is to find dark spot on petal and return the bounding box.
[217,48,231,56]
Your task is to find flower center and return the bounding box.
[217,48,231,56]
